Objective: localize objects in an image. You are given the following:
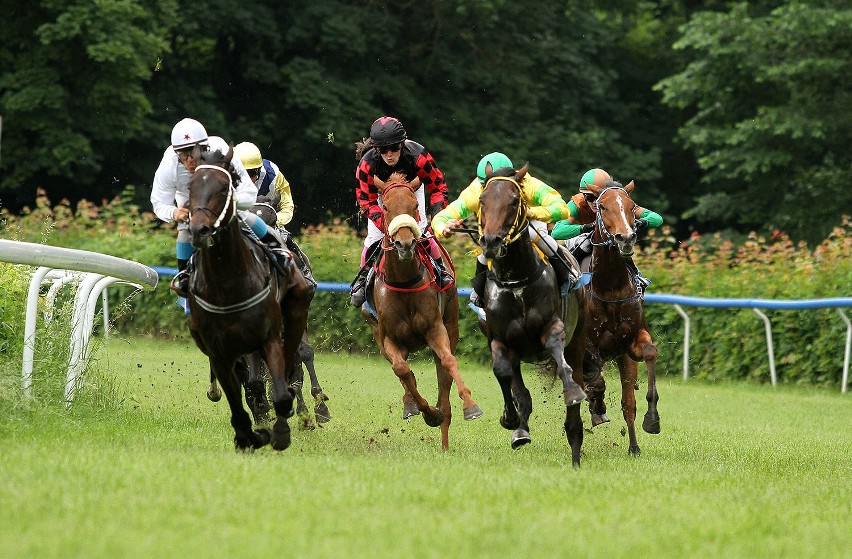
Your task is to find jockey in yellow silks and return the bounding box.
[432,152,574,307]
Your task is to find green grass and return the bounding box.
[1,336,850,558]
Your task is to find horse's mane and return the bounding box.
[603,178,624,190]
[354,137,373,160]
[198,144,240,185]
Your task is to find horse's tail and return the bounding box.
[355,137,372,160]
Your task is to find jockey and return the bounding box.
[551,168,664,294]
[350,116,450,308]
[432,152,575,308]
[233,141,295,228]
[150,118,289,301]
[234,141,314,285]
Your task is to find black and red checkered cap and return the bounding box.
[369,116,407,147]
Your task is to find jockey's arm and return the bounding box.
[551,199,585,241]
[356,159,384,230]
[417,151,449,219]
[636,207,663,228]
[522,176,571,223]
[274,173,295,227]
[431,178,481,238]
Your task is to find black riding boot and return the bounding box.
[171,258,190,297]
[627,257,651,295]
[286,237,316,286]
[470,260,488,308]
[433,256,453,288]
[261,230,291,273]
[350,241,382,308]
[551,255,573,295]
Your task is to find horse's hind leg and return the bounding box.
[289,359,315,431]
[618,354,641,457]
[428,327,482,421]
[239,354,272,425]
[211,357,271,451]
[633,329,660,434]
[583,348,609,426]
[300,333,330,424]
[207,365,222,402]
[385,339,443,428]
[434,354,454,450]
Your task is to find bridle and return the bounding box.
[478,176,529,258]
[590,186,638,248]
[189,164,237,230]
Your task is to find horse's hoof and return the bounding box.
[253,428,272,449]
[629,444,641,457]
[463,405,483,421]
[422,407,444,428]
[402,402,421,419]
[271,420,291,451]
[643,412,661,434]
[591,413,610,427]
[500,413,520,430]
[207,389,222,403]
[312,388,329,402]
[511,429,531,449]
[315,401,331,422]
[298,415,316,431]
[563,385,587,407]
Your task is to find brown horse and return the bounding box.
[580,179,660,457]
[361,175,482,449]
[186,145,313,451]
[477,164,587,467]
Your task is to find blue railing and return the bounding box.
[150,267,850,393]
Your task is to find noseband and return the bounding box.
[382,183,422,244]
[189,164,237,230]
[590,186,637,248]
[478,176,529,257]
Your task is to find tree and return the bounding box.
[656,1,852,243]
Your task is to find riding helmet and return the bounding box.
[477,152,514,184]
[369,116,407,147]
[171,118,208,150]
[234,141,263,170]
[579,168,612,194]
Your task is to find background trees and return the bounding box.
[1,0,850,244]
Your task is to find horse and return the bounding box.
[577,179,660,456]
[361,173,482,449]
[186,144,313,451]
[208,190,331,429]
[476,163,587,467]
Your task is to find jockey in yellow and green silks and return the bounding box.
[551,168,663,293]
[432,152,575,307]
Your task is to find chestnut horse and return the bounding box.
[186,145,313,451]
[581,179,660,457]
[361,175,482,449]
[477,164,587,467]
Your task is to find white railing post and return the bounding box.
[837,309,851,394]
[673,304,690,380]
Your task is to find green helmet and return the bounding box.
[579,168,612,194]
[477,152,514,184]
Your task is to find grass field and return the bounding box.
[1,336,850,559]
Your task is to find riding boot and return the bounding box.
[627,257,651,296]
[286,237,316,287]
[260,230,292,273]
[171,258,190,297]
[470,260,488,308]
[433,256,453,288]
[550,255,574,296]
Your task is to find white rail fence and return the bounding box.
[0,240,158,406]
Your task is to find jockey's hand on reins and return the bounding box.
[635,219,647,229]
[582,223,595,233]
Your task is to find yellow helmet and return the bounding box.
[234,141,263,170]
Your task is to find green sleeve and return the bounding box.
[551,220,585,240]
[640,209,663,228]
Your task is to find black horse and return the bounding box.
[476,163,587,466]
[208,191,331,429]
[186,145,313,450]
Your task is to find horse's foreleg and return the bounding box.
[263,338,293,451]
[384,339,443,428]
[301,333,330,424]
[618,354,640,457]
[563,321,586,467]
[427,327,482,421]
[491,340,526,447]
[542,320,586,406]
[634,329,660,434]
[583,347,609,426]
[207,365,222,402]
[289,360,314,430]
[433,354,454,450]
[211,357,269,451]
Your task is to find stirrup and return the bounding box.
[170,269,190,297]
[469,290,484,308]
[350,283,366,308]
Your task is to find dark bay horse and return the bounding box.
[361,175,482,449]
[477,164,587,466]
[186,146,313,451]
[580,179,660,457]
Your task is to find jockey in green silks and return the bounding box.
[432,152,575,307]
[551,168,663,294]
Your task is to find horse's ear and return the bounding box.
[624,180,635,193]
[484,162,494,180]
[190,144,204,162]
[224,144,234,165]
[516,162,529,181]
[585,181,604,197]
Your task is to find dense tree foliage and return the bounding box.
[1,0,849,244]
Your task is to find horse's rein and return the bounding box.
[590,186,636,247]
[190,164,237,229]
[478,176,529,247]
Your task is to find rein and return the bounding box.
[189,164,237,229]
